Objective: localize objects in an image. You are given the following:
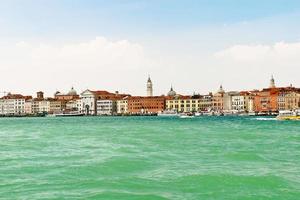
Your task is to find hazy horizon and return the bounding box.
[1,0,300,97]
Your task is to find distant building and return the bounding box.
[55,87,79,101]
[147,76,153,96]
[66,99,82,112]
[212,85,225,111]
[223,91,240,111]
[127,96,165,114]
[284,89,300,110]
[96,99,117,115]
[166,94,213,113]
[231,91,255,112]
[117,97,129,114]
[0,93,32,115]
[49,99,67,114]
[81,90,130,115]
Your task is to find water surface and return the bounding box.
[0,116,299,199]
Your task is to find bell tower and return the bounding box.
[147,76,153,96]
[269,75,275,88]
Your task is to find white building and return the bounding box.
[231,92,254,112]
[117,98,128,114]
[96,99,117,115]
[223,91,240,111]
[38,100,50,113]
[80,90,97,115]
[66,99,82,112]
[0,94,31,115]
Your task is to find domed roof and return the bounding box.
[54,91,61,96]
[217,85,225,93]
[167,86,176,96]
[67,87,77,95]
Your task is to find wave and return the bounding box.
[254,117,277,121]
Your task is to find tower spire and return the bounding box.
[147,75,153,96]
[270,75,275,88]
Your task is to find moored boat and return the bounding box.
[157,110,179,117]
[51,112,85,117]
[276,110,300,120]
[179,112,194,118]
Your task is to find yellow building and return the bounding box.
[166,95,212,113]
[285,91,300,110]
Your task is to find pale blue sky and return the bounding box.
[1,0,300,37]
[0,0,300,95]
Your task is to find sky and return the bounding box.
[0,0,300,96]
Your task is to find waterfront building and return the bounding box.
[284,90,300,110]
[147,76,153,96]
[49,99,67,114]
[212,85,225,111]
[254,88,279,113]
[166,94,213,113]
[24,100,32,114]
[223,91,240,111]
[127,96,165,114]
[231,91,254,112]
[81,90,130,115]
[0,98,3,115]
[80,90,97,115]
[96,99,117,115]
[66,98,82,112]
[117,97,129,114]
[37,99,51,113]
[0,93,32,115]
[199,95,213,111]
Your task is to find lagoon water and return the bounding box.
[0,116,299,199]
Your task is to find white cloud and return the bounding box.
[212,41,300,90]
[215,41,300,63]
[0,37,151,96]
[1,37,145,69]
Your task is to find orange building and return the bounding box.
[254,88,279,113]
[127,96,165,114]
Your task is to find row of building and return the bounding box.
[1,76,300,116]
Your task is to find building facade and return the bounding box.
[0,93,32,115]
[127,96,165,114]
[212,85,225,112]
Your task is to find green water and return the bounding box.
[0,116,299,200]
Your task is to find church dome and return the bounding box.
[54,91,61,96]
[217,85,225,93]
[67,87,77,95]
[167,86,176,96]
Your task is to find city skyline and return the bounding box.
[1,1,300,96]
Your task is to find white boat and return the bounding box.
[194,112,202,116]
[53,112,85,117]
[276,110,300,120]
[157,110,179,117]
[179,113,194,118]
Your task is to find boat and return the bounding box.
[157,110,179,117]
[179,113,194,118]
[276,110,300,120]
[52,112,85,117]
[194,112,202,116]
